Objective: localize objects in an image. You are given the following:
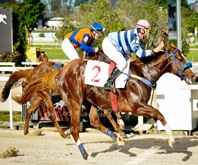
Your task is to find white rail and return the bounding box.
[21,62,41,67]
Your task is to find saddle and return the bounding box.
[85,51,120,113]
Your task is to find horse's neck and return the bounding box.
[131,53,169,83]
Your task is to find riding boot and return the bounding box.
[104,67,121,93]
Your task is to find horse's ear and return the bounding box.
[168,42,175,49]
[161,29,168,44]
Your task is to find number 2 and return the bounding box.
[91,65,101,82]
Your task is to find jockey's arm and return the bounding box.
[80,34,95,56]
[131,42,151,58]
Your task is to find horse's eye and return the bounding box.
[176,54,183,62]
[179,57,183,62]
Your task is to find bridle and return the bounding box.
[165,48,192,80]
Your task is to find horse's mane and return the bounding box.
[130,43,177,65]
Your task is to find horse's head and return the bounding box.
[166,43,196,84]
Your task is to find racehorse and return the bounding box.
[0,61,68,136]
[13,43,196,160]
[1,54,126,140]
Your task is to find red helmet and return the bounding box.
[136,19,150,29]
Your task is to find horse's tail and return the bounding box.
[12,70,60,105]
[1,69,33,102]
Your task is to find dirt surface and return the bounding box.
[0,126,198,165]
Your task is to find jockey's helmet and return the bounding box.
[136,20,150,29]
[90,22,105,32]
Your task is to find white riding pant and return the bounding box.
[62,38,80,60]
[102,37,128,71]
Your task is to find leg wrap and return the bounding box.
[105,129,117,141]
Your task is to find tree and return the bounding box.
[181,6,198,55]
[115,0,167,49]
[57,0,197,56]
[56,0,125,47]
[50,0,61,11]
[22,0,45,31]
[56,0,167,56]
[153,0,198,54]
[0,0,45,64]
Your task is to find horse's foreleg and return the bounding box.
[114,112,125,130]
[24,96,43,135]
[163,123,175,148]
[69,101,88,160]
[41,91,68,139]
[102,109,127,139]
[136,103,175,148]
[89,106,124,145]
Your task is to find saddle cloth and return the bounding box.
[84,60,130,88]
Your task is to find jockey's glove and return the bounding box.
[153,41,164,53]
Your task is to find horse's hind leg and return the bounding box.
[102,109,128,139]
[24,96,43,135]
[41,91,68,139]
[89,106,124,145]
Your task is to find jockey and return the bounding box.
[102,19,164,93]
[62,22,105,60]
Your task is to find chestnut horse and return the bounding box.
[0,61,68,136]
[1,54,126,139]
[13,43,195,160]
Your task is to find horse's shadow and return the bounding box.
[90,136,198,162]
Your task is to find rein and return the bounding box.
[92,48,192,89]
[134,47,192,89]
[165,48,192,80]
[98,51,112,64]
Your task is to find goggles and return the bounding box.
[91,25,103,35]
[144,28,149,33]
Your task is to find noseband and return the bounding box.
[165,48,192,80]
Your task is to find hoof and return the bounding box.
[24,132,29,135]
[117,136,125,145]
[168,140,175,148]
[81,150,88,160]
[61,132,70,139]
[120,133,128,139]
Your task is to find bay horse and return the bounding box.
[13,43,196,159]
[1,55,126,139]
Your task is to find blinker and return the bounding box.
[184,61,192,69]
[180,61,193,81]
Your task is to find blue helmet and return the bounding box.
[90,22,105,32]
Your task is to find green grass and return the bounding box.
[33,44,68,60]
[0,111,22,122]
[33,44,198,62]
[186,50,198,62]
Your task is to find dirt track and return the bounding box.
[0,127,198,165]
